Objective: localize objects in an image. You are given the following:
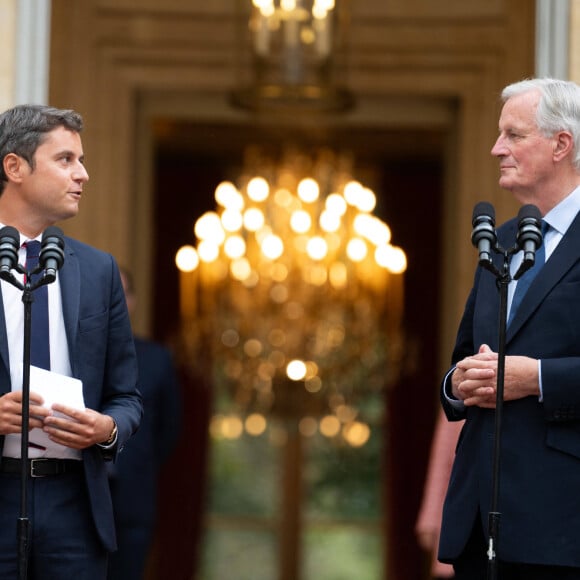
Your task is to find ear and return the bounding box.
[2,153,29,184]
[553,131,574,162]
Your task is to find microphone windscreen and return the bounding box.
[42,226,65,243]
[517,204,542,222]
[472,201,495,225]
[0,226,20,244]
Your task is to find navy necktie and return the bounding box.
[25,241,50,370]
[508,220,549,326]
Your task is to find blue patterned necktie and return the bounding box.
[25,240,50,370]
[508,220,549,326]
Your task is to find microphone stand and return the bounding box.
[481,249,511,580]
[479,244,536,580]
[1,264,53,580]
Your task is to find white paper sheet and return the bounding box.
[15,364,85,452]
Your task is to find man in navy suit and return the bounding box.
[107,268,182,580]
[439,78,580,579]
[0,104,142,579]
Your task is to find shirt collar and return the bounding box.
[543,185,580,236]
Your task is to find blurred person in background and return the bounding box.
[107,268,182,580]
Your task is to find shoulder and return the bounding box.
[63,236,121,274]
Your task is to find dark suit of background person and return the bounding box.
[438,78,580,580]
[107,269,182,580]
[0,104,142,579]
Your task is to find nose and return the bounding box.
[491,135,505,157]
[73,161,89,183]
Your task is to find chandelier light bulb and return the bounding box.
[290,209,312,233]
[195,211,225,243]
[281,0,297,12]
[297,178,320,203]
[224,235,247,259]
[375,244,407,273]
[319,210,340,232]
[287,359,307,380]
[247,176,270,202]
[346,237,367,262]
[306,236,328,260]
[325,192,347,215]
[343,180,363,205]
[261,234,284,260]
[175,245,199,272]
[230,257,252,281]
[243,207,265,231]
[197,240,220,263]
[357,187,377,212]
[221,209,244,232]
[215,181,240,207]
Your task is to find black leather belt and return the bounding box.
[0,458,83,478]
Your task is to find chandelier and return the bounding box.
[231,0,353,111]
[175,148,406,447]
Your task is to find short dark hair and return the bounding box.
[0,104,84,193]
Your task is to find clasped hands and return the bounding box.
[0,390,115,448]
[451,344,540,407]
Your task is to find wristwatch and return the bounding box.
[104,420,118,446]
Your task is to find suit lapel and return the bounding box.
[58,240,80,372]
[507,209,580,339]
[0,285,9,387]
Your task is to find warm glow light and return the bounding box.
[178,149,405,439]
[356,187,377,212]
[197,241,220,263]
[290,209,312,233]
[315,0,335,11]
[215,181,241,207]
[247,176,270,202]
[231,257,252,281]
[222,415,244,439]
[329,261,347,288]
[343,421,371,447]
[326,193,347,215]
[306,236,328,260]
[243,207,265,231]
[375,244,408,273]
[261,234,284,260]
[224,235,246,259]
[221,209,244,232]
[175,245,199,272]
[287,359,307,380]
[343,180,363,205]
[281,0,297,12]
[346,238,367,261]
[319,210,340,232]
[245,413,267,436]
[297,178,320,203]
[195,212,226,245]
[320,415,341,437]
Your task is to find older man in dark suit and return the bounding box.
[439,78,580,579]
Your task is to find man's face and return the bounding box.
[490,90,556,203]
[20,126,89,226]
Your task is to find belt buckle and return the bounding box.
[30,458,49,478]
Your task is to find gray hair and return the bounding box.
[501,78,580,170]
[0,104,84,193]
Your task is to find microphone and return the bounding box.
[514,204,543,280]
[39,226,65,284]
[0,226,20,282]
[471,202,498,270]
